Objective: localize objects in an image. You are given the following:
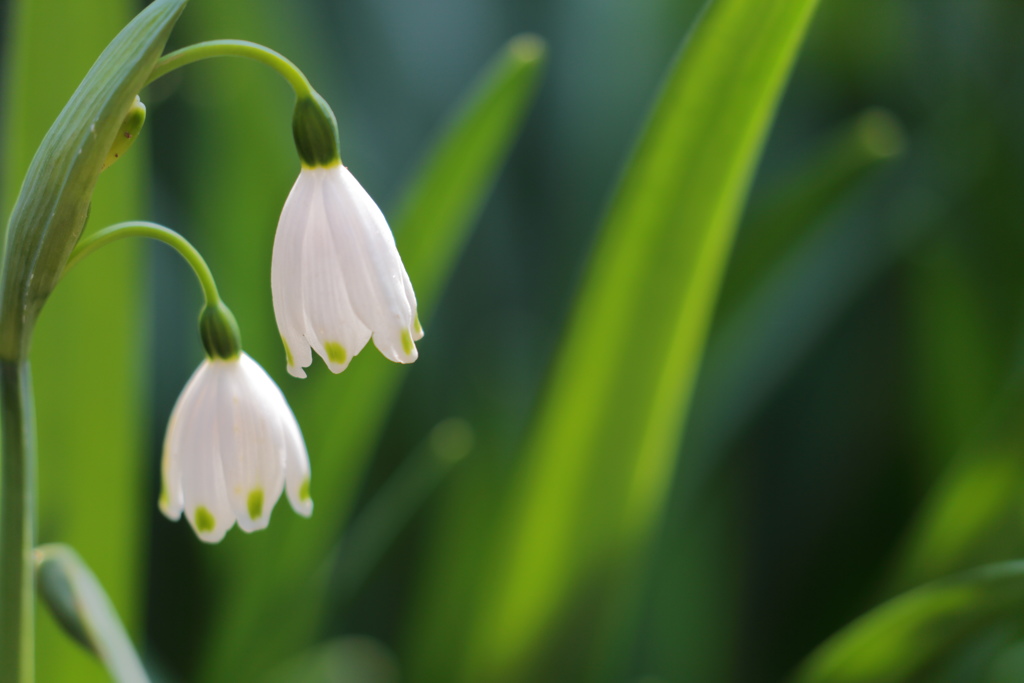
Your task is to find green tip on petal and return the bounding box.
[158,488,168,509]
[195,506,215,533]
[247,489,264,520]
[413,315,423,336]
[401,329,414,356]
[299,478,311,503]
[283,338,294,367]
[324,341,347,366]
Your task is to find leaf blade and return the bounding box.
[791,561,1024,683]
[35,544,151,683]
[436,1,822,679]
[0,0,187,355]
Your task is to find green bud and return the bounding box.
[199,301,242,360]
[101,95,146,171]
[292,92,341,167]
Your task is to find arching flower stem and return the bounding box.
[147,39,315,99]
[66,221,222,308]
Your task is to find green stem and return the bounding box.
[147,39,313,98]
[66,222,221,306]
[0,360,36,683]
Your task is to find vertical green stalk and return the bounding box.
[0,359,36,683]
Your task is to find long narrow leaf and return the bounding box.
[434,1,820,680]
[35,545,151,683]
[887,379,1024,592]
[791,561,1024,683]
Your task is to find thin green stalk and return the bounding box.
[66,222,221,306]
[147,39,313,97]
[0,359,36,683]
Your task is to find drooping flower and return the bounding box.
[271,163,423,378]
[159,352,313,543]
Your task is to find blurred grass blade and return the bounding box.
[197,35,545,682]
[791,560,1024,683]
[35,544,150,683]
[392,33,546,308]
[887,379,1024,592]
[325,418,472,609]
[442,1,818,680]
[681,110,909,494]
[0,2,183,681]
[264,638,399,683]
[718,108,905,315]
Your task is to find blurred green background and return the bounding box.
[4,0,1024,682]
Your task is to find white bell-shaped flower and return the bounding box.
[159,352,313,543]
[271,164,423,378]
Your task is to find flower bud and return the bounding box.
[101,95,146,171]
[199,301,242,360]
[292,92,341,168]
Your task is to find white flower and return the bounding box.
[271,164,423,378]
[159,352,313,543]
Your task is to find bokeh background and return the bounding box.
[4,0,1024,681]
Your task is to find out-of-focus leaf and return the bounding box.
[791,561,1024,683]
[325,418,472,609]
[887,379,1024,592]
[264,637,399,683]
[195,34,546,683]
[413,1,819,681]
[906,236,1004,474]
[718,108,905,315]
[34,545,150,683]
[681,109,910,489]
[0,2,185,681]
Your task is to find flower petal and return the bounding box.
[159,362,213,521]
[301,188,371,373]
[322,166,419,363]
[272,169,317,378]
[179,363,237,543]
[214,355,287,533]
[282,413,313,518]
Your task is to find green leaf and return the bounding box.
[887,381,1024,593]
[391,33,547,310]
[683,109,910,484]
[0,0,187,357]
[325,418,472,609]
[791,561,1024,683]
[1,3,187,682]
[194,33,546,683]
[417,1,820,680]
[34,544,151,683]
[718,108,905,316]
[264,638,399,683]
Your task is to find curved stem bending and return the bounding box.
[147,39,314,98]
[66,222,222,306]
